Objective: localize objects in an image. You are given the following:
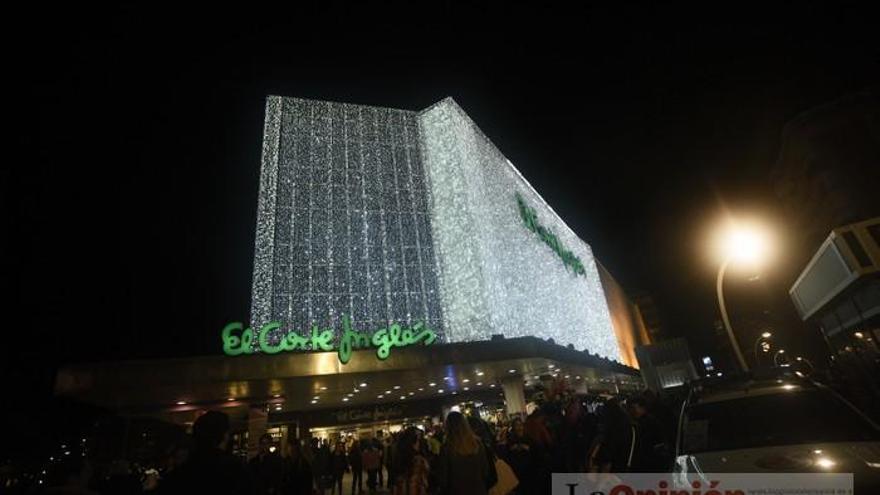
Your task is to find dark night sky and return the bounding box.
[6,3,879,400]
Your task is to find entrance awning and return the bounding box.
[55,336,640,416]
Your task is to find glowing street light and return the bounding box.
[755,332,773,366]
[714,218,774,372]
[773,349,787,366]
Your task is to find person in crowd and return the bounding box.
[157,410,252,495]
[519,412,552,495]
[391,427,430,495]
[330,442,349,495]
[361,443,382,493]
[249,433,284,495]
[348,440,363,495]
[588,398,635,473]
[282,437,313,495]
[313,440,333,494]
[467,416,499,488]
[562,399,597,472]
[500,418,530,487]
[42,457,97,495]
[627,396,670,472]
[435,412,491,495]
[372,432,384,487]
[383,433,395,489]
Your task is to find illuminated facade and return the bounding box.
[252,96,624,362]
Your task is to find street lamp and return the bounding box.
[715,220,772,373]
[773,349,787,366]
[754,331,772,364]
[795,356,814,374]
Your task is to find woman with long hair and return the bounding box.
[391,427,429,495]
[436,412,491,495]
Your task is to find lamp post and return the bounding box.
[717,260,750,372]
[714,220,772,373]
[753,331,772,365]
[773,349,787,366]
[795,356,814,374]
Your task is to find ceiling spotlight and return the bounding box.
[418,387,424,391]
[385,390,391,394]
[310,400,317,404]
[476,371,484,376]
[320,386,328,391]
[443,377,452,381]
[508,369,516,373]
[464,387,470,391]
[438,389,444,393]
[313,396,320,400]
[429,382,436,387]
[408,392,414,396]
[490,384,496,388]
[463,379,470,383]
[342,397,349,402]
[393,385,401,390]
[360,383,367,387]
[400,396,406,400]
[377,395,384,399]
[477,382,483,386]
[273,394,281,398]
[227,397,235,401]
[176,401,187,405]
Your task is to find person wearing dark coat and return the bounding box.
[158,410,252,495]
[348,440,364,495]
[628,397,670,472]
[330,442,349,495]
[589,399,635,473]
[249,433,284,495]
[283,438,314,495]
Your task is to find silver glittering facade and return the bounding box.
[252,96,621,361]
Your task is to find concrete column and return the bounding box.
[501,375,526,415]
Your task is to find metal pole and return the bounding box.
[717,260,749,372]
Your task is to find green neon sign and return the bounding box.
[516,192,586,276]
[221,315,437,364]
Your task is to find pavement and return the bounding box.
[322,468,392,495]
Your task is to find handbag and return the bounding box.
[488,458,519,495]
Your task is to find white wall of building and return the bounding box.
[419,98,620,361]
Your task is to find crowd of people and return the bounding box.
[36,391,677,495]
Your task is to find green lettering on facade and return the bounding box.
[222,315,437,364]
[515,192,586,276]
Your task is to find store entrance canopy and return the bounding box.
[56,336,639,415]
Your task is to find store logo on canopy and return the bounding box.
[221,315,437,364]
